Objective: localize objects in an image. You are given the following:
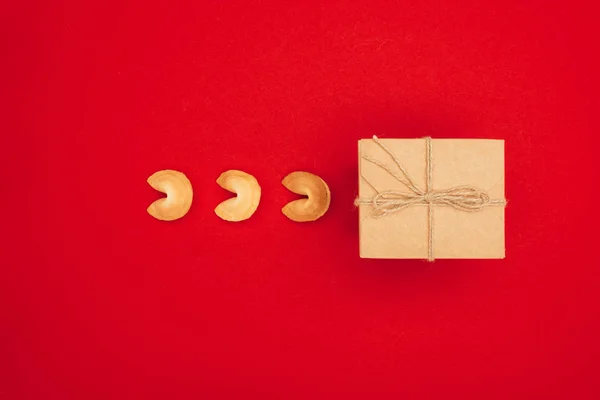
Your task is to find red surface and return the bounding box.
[2,1,600,398]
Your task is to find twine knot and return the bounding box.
[362,186,492,217]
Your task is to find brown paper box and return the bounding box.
[357,138,505,259]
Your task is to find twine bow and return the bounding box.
[354,136,506,261]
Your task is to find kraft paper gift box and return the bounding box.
[355,137,506,260]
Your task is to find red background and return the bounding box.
[2,1,600,398]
